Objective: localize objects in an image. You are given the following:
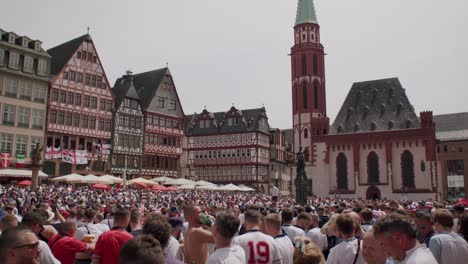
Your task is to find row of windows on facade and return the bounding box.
[111,154,141,169]
[192,133,270,144]
[0,49,48,76]
[76,50,98,64]
[295,29,319,44]
[118,114,143,130]
[295,80,320,110]
[51,88,112,111]
[438,145,464,153]
[144,133,181,147]
[194,148,254,159]
[116,134,142,148]
[141,155,179,171]
[49,110,111,131]
[47,133,110,151]
[155,96,177,111]
[299,54,319,76]
[335,150,417,190]
[0,77,47,103]
[198,117,240,128]
[0,133,42,155]
[194,165,269,177]
[61,70,107,89]
[1,104,44,129]
[269,149,286,162]
[1,32,42,51]
[147,115,181,129]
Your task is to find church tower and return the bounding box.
[291,0,329,160]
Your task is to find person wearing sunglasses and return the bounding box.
[0,227,41,264]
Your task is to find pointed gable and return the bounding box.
[113,74,142,109]
[47,34,90,76]
[331,78,420,134]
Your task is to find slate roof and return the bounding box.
[112,68,168,109]
[433,112,468,141]
[283,128,294,151]
[185,107,269,136]
[331,78,420,134]
[47,34,90,76]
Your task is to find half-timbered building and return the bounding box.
[137,68,185,178]
[290,0,438,200]
[269,129,293,195]
[184,107,270,192]
[44,34,113,176]
[110,72,144,178]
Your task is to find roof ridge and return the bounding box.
[47,33,90,52]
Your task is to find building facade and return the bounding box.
[269,129,293,195]
[139,68,185,179]
[110,72,144,178]
[290,0,438,200]
[434,113,468,200]
[44,34,114,176]
[0,28,50,168]
[184,107,271,192]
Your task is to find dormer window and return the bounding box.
[156,96,164,108]
[8,33,16,44]
[34,41,41,51]
[22,38,29,48]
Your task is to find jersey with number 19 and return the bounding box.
[235,230,282,264]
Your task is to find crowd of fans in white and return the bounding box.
[0,184,468,264]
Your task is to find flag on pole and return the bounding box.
[15,154,25,168]
[1,153,11,168]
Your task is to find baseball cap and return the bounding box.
[168,217,184,231]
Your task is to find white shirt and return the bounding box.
[400,242,437,264]
[271,187,279,197]
[306,227,328,251]
[429,232,468,264]
[274,234,294,264]
[207,245,246,264]
[165,236,181,258]
[326,237,365,264]
[39,240,61,264]
[75,223,103,260]
[235,230,282,264]
[94,222,110,233]
[282,224,305,243]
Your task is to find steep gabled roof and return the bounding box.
[47,34,90,76]
[331,78,420,134]
[133,68,168,110]
[185,107,269,136]
[112,75,140,108]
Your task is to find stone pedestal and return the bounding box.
[31,164,42,190]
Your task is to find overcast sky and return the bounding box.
[2,0,467,129]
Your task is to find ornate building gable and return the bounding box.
[47,34,113,98]
[331,78,420,134]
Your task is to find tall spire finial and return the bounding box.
[87,26,90,35]
[295,0,318,26]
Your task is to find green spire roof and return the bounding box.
[295,0,318,26]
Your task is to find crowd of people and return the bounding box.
[0,183,468,264]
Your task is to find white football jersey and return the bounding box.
[235,230,282,264]
[274,234,294,264]
[282,224,305,243]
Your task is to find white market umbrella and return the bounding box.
[218,183,243,192]
[78,174,113,185]
[50,173,82,182]
[238,185,256,192]
[171,178,196,186]
[197,184,219,191]
[100,174,124,184]
[52,173,84,183]
[0,169,48,179]
[129,177,157,185]
[151,177,177,185]
[194,180,216,186]
[178,184,196,190]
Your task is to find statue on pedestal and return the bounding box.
[30,143,43,190]
[295,147,309,206]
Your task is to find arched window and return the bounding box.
[301,54,307,75]
[367,152,380,184]
[303,128,308,139]
[313,54,318,75]
[314,80,319,109]
[401,150,415,188]
[337,153,348,189]
[303,82,308,109]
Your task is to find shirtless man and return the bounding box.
[183,204,214,264]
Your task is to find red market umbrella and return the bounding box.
[17,180,32,186]
[151,184,167,191]
[133,182,148,189]
[165,186,178,191]
[91,183,109,190]
[457,198,468,207]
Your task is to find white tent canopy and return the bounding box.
[194,180,216,186]
[129,177,157,185]
[99,174,124,184]
[51,173,84,182]
[238,185,256,192]
[197,184,219,191]
[171,178,196,186]
[0,169,48,178]
[218,183,243,192]
[178,184,196,190]
[151,177,177,185]
[73,174,113,185]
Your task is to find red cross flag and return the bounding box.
[1,153,11,168]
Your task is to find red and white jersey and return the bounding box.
[235,230,282,264]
